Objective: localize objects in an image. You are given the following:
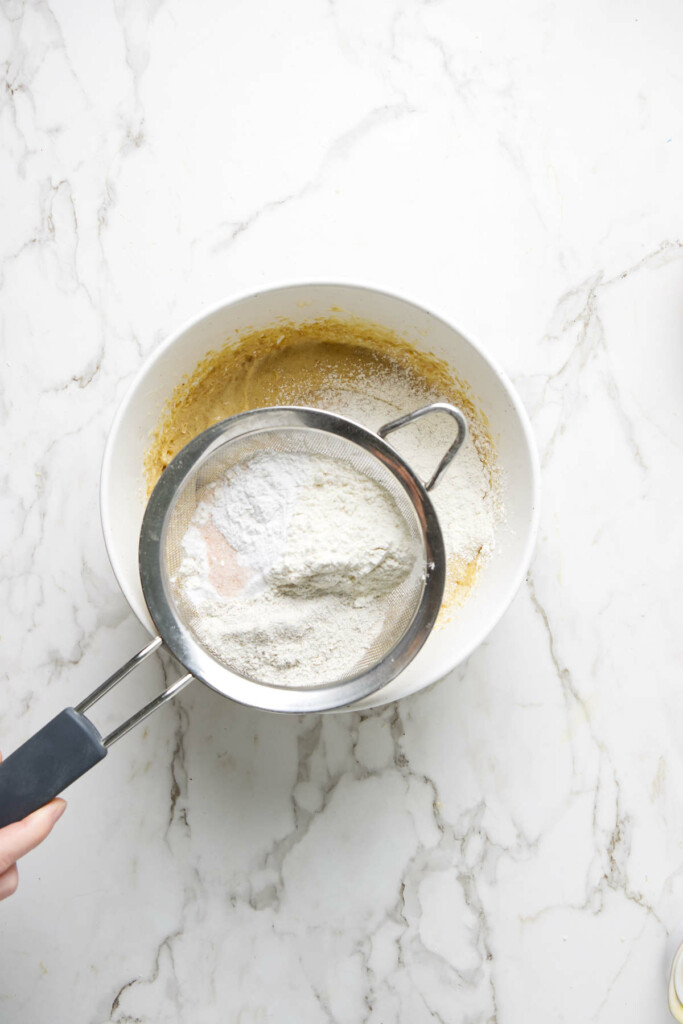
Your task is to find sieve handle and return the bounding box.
[377,402,468,491]
[0,638,193,827]
[0,710,107,828]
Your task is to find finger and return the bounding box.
[0,863,19,901]
[0,799,66,874]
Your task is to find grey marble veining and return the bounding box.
[1,0,683,1021]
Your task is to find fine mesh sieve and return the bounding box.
[162,421,428,687]
[139,404,466,713]
[0,403,466,828]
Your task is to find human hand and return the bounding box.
[0,751,66,900]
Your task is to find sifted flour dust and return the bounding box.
[306,372,501,604]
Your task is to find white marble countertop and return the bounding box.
[2,0,683,1020]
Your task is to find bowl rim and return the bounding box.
[100,280,541,709]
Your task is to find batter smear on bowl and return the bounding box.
[147,318,503,621]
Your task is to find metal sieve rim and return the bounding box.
[138,407,446,714]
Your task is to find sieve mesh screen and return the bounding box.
[161,426,427,688]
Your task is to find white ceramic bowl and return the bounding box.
[101,283,540,711]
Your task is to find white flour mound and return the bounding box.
[174,451,416,685]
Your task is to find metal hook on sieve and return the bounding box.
[377,403,468,492]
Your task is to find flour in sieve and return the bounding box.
[173,451,417,685]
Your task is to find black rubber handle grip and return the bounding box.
[0,709,107,828]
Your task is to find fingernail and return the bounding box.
[49,800,67,824]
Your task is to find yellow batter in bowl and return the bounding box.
[145,317,499,617]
